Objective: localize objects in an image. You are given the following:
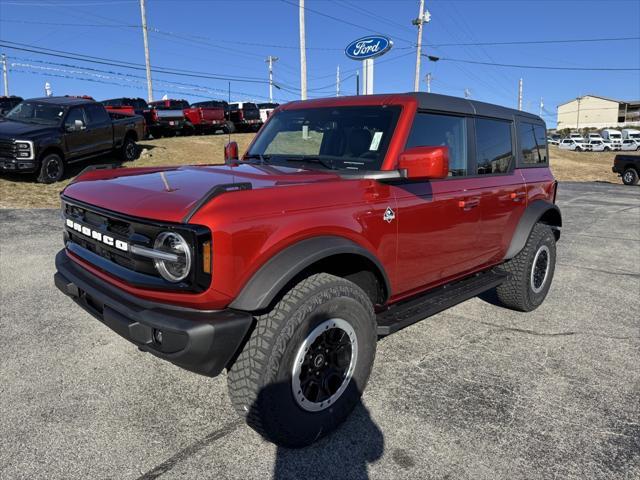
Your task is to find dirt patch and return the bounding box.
[0,137,631,209]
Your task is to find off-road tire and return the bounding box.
[622,167,639,186]
[227,273,377,448]
[496,223,556,312]
[36,153,64,183]
[119,136,138,162]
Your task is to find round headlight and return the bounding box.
[153,231,191,282]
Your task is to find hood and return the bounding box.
[0,119,59,139]
[62,163,343,223]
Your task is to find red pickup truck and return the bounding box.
[148,99,190,137]
[54,93,561,447]
[183,102,228,135]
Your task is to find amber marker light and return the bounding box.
[202,241,212,274]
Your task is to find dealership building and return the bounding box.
[556,95,640,130]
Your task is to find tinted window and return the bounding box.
[85,103,110,124]
[475,118,513,175]
[406,113,468,177]
[519,122,548,165]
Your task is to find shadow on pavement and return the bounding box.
[272,402,384,480]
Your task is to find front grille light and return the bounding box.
[14,140,34,160]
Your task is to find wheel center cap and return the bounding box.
[314,354,325,368]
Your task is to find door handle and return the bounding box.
[458,198,480,210]
[510,191,526,202]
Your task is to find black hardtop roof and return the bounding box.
[26,96,96,106]
[407,92,543,123]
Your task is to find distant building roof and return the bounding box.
[558,95,640,108]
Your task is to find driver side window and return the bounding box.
[405,112,468,177]
[65,108,86,130]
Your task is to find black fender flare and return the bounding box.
[504,200,562,260]
[229,236,391,312]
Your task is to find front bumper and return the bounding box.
[54,249,253,377]
[0,158,37,173]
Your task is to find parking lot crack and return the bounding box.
[135,420,243,480]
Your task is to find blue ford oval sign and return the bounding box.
[345,36,393,60]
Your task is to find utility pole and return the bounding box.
[539,97,544,117]
[412,0,430,92]
[1,54,8,96]
[139,0,153,103]
[425,72,432,93]
[517,78,523,111]
[299,0,307,100]
[266,55,278,103]
[336,65,340,97]
[576,96,581,129]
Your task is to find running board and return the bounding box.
[376,270,509,336]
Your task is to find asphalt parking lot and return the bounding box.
[1,181,638,480]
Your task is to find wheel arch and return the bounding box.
[229,236,391,312]
[38,145,65,163]
[504,200,562,260]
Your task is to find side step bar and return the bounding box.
[376,270,509,336]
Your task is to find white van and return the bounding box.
[570,132,585,142]
[586,132,603,142]
[602,129,623,144]
[621,129,640,141]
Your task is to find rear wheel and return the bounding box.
[36,153,64,183]
[227,273,377,448]
[496,223,557,312]
[622,168,639,186]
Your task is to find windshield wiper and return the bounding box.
[285,156,335,170]
[243,153,271,164]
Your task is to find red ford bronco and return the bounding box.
[54,93,561,447]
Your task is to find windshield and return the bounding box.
[247,106,401,171]
[5,102,65,126]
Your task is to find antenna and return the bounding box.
[227,81,231,145]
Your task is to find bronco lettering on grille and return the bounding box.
[66,218,129,252]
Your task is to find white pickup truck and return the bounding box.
[621,139,640,151]
[559,138,591,151]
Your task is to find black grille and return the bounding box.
[0,140,16,159]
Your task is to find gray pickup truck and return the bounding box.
[0,96,145,183]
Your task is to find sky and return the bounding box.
[0,0,639,126]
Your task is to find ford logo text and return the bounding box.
[345,36,393,60]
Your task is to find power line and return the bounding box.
[0,40,275,83]
[429,36,640,47]
[424,55,640,71]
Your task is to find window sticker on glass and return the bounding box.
[302,125,309,140]
[369,131,383,151]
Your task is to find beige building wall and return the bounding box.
[557,96,620,130]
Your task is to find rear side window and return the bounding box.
[405,113,468,177]
[519,122,548,165]
[475,118,513,175]
[85,104,110,125]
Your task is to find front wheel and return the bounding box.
[622,168,639,186]
[227,273,377,448]
[119,136,138,161]
[37,153,64,183]
[496,223,557,312]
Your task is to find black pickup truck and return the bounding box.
[612,154,640,185]
[0,96,145,183]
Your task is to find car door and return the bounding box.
[84,103,113,153]
[472,117,528,264]
[392,112,483,295]
[63,107,91,159]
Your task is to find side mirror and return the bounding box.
[67,119,85,132]
[224,141,239,162]
[398,146,449,180]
